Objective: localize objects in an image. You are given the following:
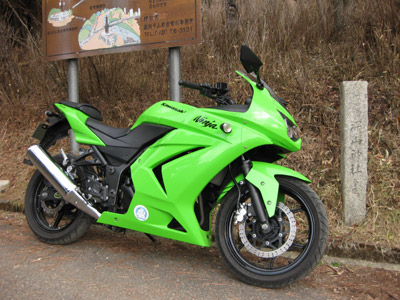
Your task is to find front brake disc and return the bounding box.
[238,202,296,258]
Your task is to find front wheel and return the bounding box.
[216,177,329,288]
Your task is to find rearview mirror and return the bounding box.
[240,44,263,75]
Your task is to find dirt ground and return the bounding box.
[0,210,399,300]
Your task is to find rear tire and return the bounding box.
[215,177,329,288]
[25,155,93,245]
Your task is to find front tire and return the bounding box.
[25,155,93,245]
[215,177,329,288]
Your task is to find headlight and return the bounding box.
[279,112,300,141]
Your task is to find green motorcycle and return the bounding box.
[25,45,328,288]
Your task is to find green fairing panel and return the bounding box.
[98,101,250,247]
[97,91,304,246]
[232,71,302,153]
[54,103,105,146]
[96,70,304,246]
[217,174,245,202]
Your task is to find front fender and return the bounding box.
[246,162,310,217]
[218,162,310,218]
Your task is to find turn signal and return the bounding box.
[221,123,232,133]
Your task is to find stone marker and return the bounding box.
[0,180,10,193]
[340,81,368,226]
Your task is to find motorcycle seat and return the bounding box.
[85,117,173,164]
[86,117,173,147]
[86,118,131,139]
[58,101,103,121]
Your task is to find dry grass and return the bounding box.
[0,0,399,255]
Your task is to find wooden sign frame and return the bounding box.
[43,0,201,61]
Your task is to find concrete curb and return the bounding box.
[0,200,24,213]
[322,255,400,272]
[326,240,400,264]
[1,199,399,266]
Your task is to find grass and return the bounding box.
[0,0,399,257]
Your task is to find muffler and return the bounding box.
[27,145,101,220]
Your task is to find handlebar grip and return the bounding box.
[179,80,203,91]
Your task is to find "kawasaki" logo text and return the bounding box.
[193,115,218,129]
[161,103,186,113]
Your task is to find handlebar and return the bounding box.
[179,80,235,105]
[179,80,204,91]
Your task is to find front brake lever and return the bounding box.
[215,95,235,105]
[199,84,216,99]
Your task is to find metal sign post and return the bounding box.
[169,47,181,102]
[67,58,80,154]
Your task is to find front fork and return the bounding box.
[240,156,271,233]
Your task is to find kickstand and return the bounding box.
[145,233,157,243]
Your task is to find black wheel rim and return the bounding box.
[31,175,78,232]
[225,183,317,276]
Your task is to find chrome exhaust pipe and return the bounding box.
[27,145,101,220]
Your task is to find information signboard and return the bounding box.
[43,0,201,61]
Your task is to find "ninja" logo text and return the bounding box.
[193,115,218,129]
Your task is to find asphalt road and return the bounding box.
[0,211,399,300]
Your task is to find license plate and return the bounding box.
[32,123,48,141]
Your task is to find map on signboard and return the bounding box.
[47,1,141,50]
[78,8,141,50]
[43,0,201,61]
[48,7,74,27]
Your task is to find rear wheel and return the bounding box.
[215,177,329,288]
[25,155,93,245]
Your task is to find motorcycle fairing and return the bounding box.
[97,101,250,247]
[53,70,304,248]
[54,103,105,146]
